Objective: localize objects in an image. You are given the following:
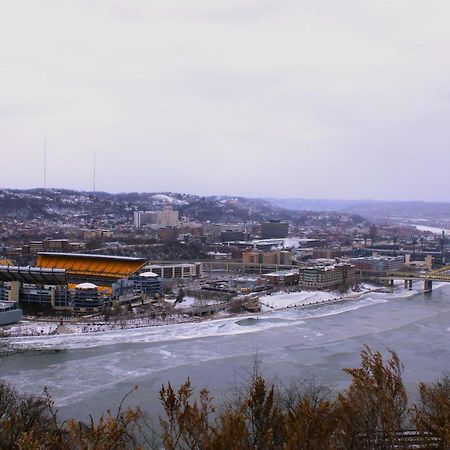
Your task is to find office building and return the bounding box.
[242,249,292,266]
[261,220,289,239]
[298,263,355,289]
[133,211,158,228]
[349,256,404,274]
[264,271,299,285]
[312,247,343,259]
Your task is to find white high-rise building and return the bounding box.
[134,206,180,229]
[133,211,158,228]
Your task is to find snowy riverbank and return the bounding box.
[1,282,433,339]
[258,285,377,311]
[1,314,199,338]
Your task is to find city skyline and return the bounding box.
[1,1,450,201]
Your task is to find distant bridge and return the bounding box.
[386,265,450,292]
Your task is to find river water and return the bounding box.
[1,283,450,421]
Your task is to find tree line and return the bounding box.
[0,346,449,449]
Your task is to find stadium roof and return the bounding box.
[36,253,147,284]
[0,259,14,266]
[0,266,68,285]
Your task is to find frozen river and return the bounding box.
[2,283,450,421]
[414,224,450,235]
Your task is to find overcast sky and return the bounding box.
[1,1,450,201]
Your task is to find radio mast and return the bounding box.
[43,132,47,189]
[93,150,96,192]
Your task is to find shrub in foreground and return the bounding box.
[1,346,449,449]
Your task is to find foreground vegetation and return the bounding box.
[1,346,449,449]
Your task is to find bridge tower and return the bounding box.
[424,279,433,293]
[404,279,413,290]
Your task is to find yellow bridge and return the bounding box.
[386,265,450,292]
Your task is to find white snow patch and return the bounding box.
[259,291,337,310]
[152,194,187,205]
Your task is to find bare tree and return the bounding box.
[411,374,450,449]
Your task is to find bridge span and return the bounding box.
[386,266,450,293]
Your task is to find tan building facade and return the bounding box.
[243,249,292,266]
[298,263,355,289]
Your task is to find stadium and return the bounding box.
[0,253,163,313]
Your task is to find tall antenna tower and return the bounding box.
[43,132,47,189]
[93,149,96,192]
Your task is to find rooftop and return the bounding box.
[36,253,147,283]
[0,265,68,285]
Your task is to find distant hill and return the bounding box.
[268,198,450,223]
[268,198,361,212]
[4,188,449,225]
[0,189,367,226]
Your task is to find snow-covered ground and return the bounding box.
[171,296,196,309]
[257,283,381,311]
[3,282,444,339]
[5,282,437,353]
[257,279,445,312]
[414,224,450,235]
[151,194,187,205]
[1,314,198,338]
[259,290,342,310]
[168,296,226,310]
